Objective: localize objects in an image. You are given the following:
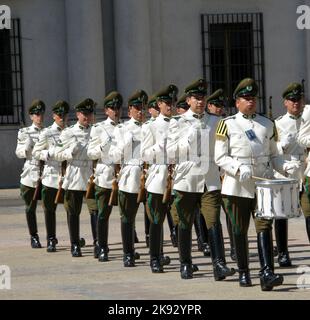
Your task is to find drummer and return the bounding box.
[214,78,298,291]
[274,82,307,267]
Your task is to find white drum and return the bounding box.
[255,178,302,220]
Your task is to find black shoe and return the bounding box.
[123,254,135,267]
[98,248,109,262]
[71,244,82,257]
[239,271,252,287]
[31,234,42,249]
[160,255,171,266]
[46,238,58,252]
[213,261,236,281]
[151,258,164,273]
[192,264,199,272]
[180,263,193,279]
[134,251,140,260]
[79,238,86,248]
[278,252,292,267]
[260,267,283,291]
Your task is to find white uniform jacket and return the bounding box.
[87,117,118,189]
[15,123,44,188]
[214,112,285,199]
[32,122,64,189]
[109,117,143,194]
[54,122,92,191]
[167,109,222,193]
[141,113,171,194]
[297,105,310,176]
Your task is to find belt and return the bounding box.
[70,159,91,167]
[27,159,41,166]
[287,154,306,161]
[232,156,270,165]
[46,160,60,167]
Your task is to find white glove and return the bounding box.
[40,150,50,161]
[281,133,295,149]
[47,146,55,159]
[239,165,252,182]
[283,161,300,175]
[71,142,82,155]
[25,138,34,152]
[100,135,112,150]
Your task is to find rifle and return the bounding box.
[33,160,45,201]
[85,160,97,199]
[108,164,121,206]
[137,162,148,203]
[162,164,174,204]
[54,160,67,204]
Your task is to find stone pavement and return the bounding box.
[0,188,310,300]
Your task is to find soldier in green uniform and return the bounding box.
[32,101,70,252]
[16,100,46,248]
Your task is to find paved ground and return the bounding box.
[0,188,310,300]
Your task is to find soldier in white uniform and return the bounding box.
[15,100,45,248]
[214,78,298,291]
[141,84,177,273]
[87,91,122,262]
[109,90,147,267]
[54,98,95,257]
[32,101,70,252]
[167,79,235,280]
[274,82,307,267]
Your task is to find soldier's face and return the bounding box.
[187,94,206,114]
[158,100,173,117]
[284,98,303,116]
[76,112,93,127]
[30,113,44,127]
[176,107,187,115]
[129,105,143,122]
[148,106,159,118]
[236,96,256,115]
[207,103,225,116]
[105,107,121,122]
[53,113,68,129]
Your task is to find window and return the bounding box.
[201,13,266,114]
[0,18,24,125]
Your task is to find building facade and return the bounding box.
[0,0,309,187]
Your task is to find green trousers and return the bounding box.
[95,185,113,222]
[20,184,38,236]
[41,185,58,240]
[146,192,169,225]
[118,190,140,224]
[200,190,222,229]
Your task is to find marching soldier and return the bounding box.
[54,98,95,257]
[167,79,235,280]
[141,84,177,273]
[32,101,70,252]
[274,82,307,267]
[176,93,190,114]
[87,91,122,262]
[206,89,235,260]
[15,99,45,248]
[214,78,297,290]
[109,90,147,267]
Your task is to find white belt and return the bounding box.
[27,159,41,166]
[232,156,270,165]
[70,159,91,167]
[46,160,60,167]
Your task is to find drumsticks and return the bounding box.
[252,175,274,181]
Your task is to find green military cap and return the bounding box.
[156,84,178,102]
[52,100,70,115]
[282,82,304,100]
[148,94,158,108]
[128,89,148,106]
[75,98,95,114]
[233,78,258,99]
[176,93,189,110]
[184,78,207,96]
[104,91,123,108]
[207,89,226,107]
[28,99,46,115]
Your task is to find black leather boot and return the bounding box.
[160,226,171,266]
[209,223,235,281]
[275,220,292,267]
[46,237,58,252]
[178,227,193,279]
[144,204,150,247]
[170,225,178,248]
[98,219,109,262]
[257,230,284,291]
[306,217,310,243]
[31,234,42,249]
[149,223,163,273]
[234,233,252,287]
[121,222,135,267]
[90,211,99,258]
[68,214,82,257]
[71,243,82,257]
[226,214,236,261]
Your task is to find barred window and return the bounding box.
[0,18,24,125]
[201,13,266,115]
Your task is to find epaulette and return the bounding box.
[172,115,181,120]
[223,115,236,121]
[275,115,283,121]
[117,123,123,128]
[215,119,228,140]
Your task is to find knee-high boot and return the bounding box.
[68,213,81,257]
[234,233,251,286]
[178,226,193,279]
[257,230,284,291]
[149,223,163,273]
[275,219,292,267]
[208,223,235,281]
[226,214,236,261]
[98,219,109,262]
[121,222,135,267]
[90,211,99,258]
[306,217,310,243]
